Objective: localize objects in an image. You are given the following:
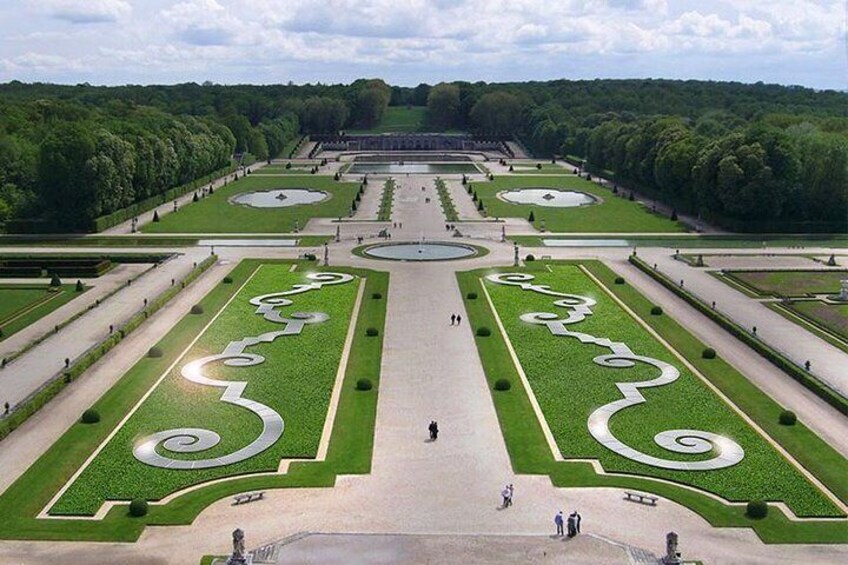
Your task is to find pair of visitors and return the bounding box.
[428,420,439,440]
[450,313,462,326]
[567,510,582,537]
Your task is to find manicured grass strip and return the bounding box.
[377,179,395,222]
[485,264,840,517]
[435,178,458,222]
[0,285,84,341]
[470,175,684,233]
[346,106,426,134]
[723,270,847,298]
[509,235,848,249]
[768,301,848,351]
[458,263,848,544]
[630,255,848,416]
[0,261,387,541]
[143,175,358,234]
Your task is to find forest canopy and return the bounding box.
[0,78,845,232]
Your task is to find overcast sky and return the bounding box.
[1,0,846,90]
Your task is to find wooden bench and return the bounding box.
[233,491,265,505]
[624,491,658,506]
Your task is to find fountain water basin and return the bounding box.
[230,189,329,208]
[363,242,478,261]
[499,188,597,207]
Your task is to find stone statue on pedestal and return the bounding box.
[840,280,848,301]
[662,531,681,564]
[226,528,248,565]
[513,243,519,267]
[335,225,341,243]
[501,225,506,242]
[324,243,329,266]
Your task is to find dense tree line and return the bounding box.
[1,78,845,232]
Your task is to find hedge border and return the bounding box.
[628,255,848,416]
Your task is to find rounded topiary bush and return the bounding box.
[190,304,204,315]
[371,292,382,299]
[129,499,149,517]
[366,327,379,337]
[476,327,492,337]
[222,276,233,284]
[467,292,478,300]
[494,378,511,391]
[650,306,663,316]
[614,277,625,285]
[525,254,535,262]
[81,409,100,424]
[355,378,373,391]
[148,346,163,358]
[702,348,716,359]
[779,410,797,426]
[746,500,768,519]
[75,279,85,292]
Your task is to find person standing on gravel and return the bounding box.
[554,511,564,536]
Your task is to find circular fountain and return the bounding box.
[230,189,329,208]
[498,188,597,207]
[362,241,479,261]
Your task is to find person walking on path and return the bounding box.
[554,511,564,536]
[506,484,514,507]
[456,314,462,326]
[501,485,510,509]
[575,510,581,534]
[450,313,456,326]
[428,420,439,440]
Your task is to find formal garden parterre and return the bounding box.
[459,261,848,542]
[0,260,387,540]
[469,175,684,233]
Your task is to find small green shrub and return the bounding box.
[355,378,373,391]
[779,410,797,426]
[525,254,535,261]
[190,304,204,315]
[476,327,492,337]
[366,327,379,337]
[50,273,62,287]
[81,409,100,424]
[494,378,511,391]
[152,210,160,222]
[702,348,716,359]
[650,306,663,316]
[222,276,233,284]
[528,210,535,222]
[129,499,148,517]
[371,292,382,299]
[614,277,625,285]
[746,500,768,519]
[467,292,478,300]
[148,346,163,358]
[75,280,85,292]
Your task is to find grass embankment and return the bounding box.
[458,261,847,543]
[0,260,387,541]
[143,175,358,234]
[346,106,426,134]
[469,175,684,233]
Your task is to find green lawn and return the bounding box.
[51,265,359,515]
[0,260,387,540]
[510,235,848,248]
[458,261,847,542]
[347,106,427,133]
[785,301,848,342]
[509,163,570,174]
[0,285,85,341]
[143,175,359,233]
[470,175,684,233]
[724,270,847,297]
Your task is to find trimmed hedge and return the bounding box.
[128,499,148,517]
[148,346,163,358]
[779,410,797,426]
[629,255,848,416]
[355,378,373,391]
[222,276,233,284]
[190,304,204,315]
[476,326,492,337]
[614,277,625,285]
[81,409,100,424]
[371,292,382,299]
[702,348,716,359]
[366,327,379,337]
[650,306,663,316]
[467,292,478,300]
[746,500,768,519]
[494,378,512,391]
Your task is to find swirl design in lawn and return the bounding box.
[486,272,744,471]
[133,272,354,470]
